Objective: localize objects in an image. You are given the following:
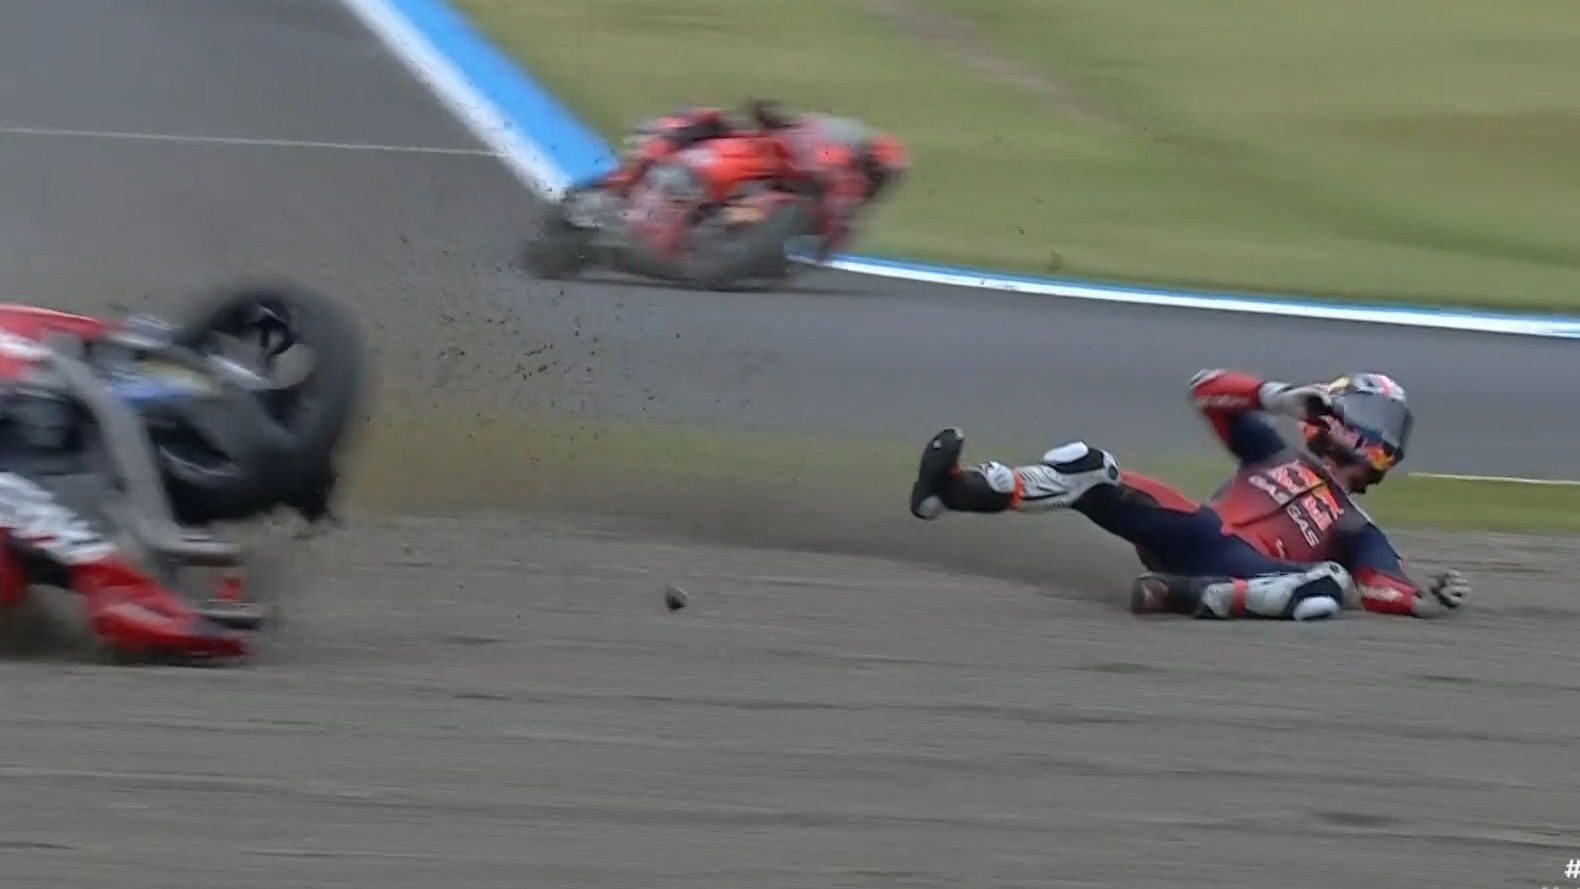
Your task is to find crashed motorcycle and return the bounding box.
[0,283,364,663]
[521,133,818,290]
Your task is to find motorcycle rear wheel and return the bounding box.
[520,199,596,280]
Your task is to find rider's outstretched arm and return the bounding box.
[1188,368,1327,464]
[1345,523,1469,617]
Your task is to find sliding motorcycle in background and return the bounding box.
[521,133,819,291]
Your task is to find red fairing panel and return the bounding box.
[0,304,111,380]
[74,557,248,658]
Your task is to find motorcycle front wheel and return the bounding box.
[165,282,366,524]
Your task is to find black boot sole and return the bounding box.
[910,427,964,518]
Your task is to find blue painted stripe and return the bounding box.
[378,0,616,183]
[362,0,1580,336]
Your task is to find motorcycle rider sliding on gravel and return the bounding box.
[909,370,1470,621]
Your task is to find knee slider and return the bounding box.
[1290,595,1340,621]
[1042,441,1120,480]
[1283,562,1351,618]
[1022,442,1120,509]
[1043,441,1092,469]
[1042,441,1091,465]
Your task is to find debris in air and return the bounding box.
[664,584,689,612]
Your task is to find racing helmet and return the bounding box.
[860,131,908,199]
[805,116,908,200]
[1299,372,1413,486]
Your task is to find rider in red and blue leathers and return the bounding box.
[908,369,1470,621]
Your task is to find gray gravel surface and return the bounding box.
[3,515,1578,889]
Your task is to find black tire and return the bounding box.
[780,226,831,282]
[168,282,366,523]
[749,232,820,287]
[681,202,811,291]
[521,200,594,280]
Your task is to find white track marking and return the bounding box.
[1410,472,1580,487]
[0,125,497,156]
[809,257,1580,340]
[336,0,573,197]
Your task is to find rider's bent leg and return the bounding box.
[910,428,1121,518]
[911,429,1227,566]
[1131,562,1350,621]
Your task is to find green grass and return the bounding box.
[346,411,1580,536]
[456,0,1580,311]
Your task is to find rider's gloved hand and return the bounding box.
[1429,569,1470,610]
[1407,568,1470,617]
[1258,381,1334,421]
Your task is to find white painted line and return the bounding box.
[0,125,496,156]
[815,256,1580,340]
[1410,472,1580,487]
[336,0,573,198]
